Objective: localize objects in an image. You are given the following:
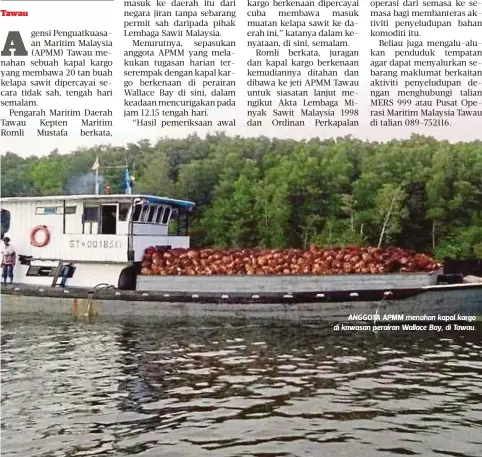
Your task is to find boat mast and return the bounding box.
[95,166,99,195]
[124,156,135,195]
[92,153,132,195]
[125,156,131,195]
[92,157,100,195]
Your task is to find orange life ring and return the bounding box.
[30,225,50,247]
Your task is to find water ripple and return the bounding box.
[1,315,482,457]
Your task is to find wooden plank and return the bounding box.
[51,260,63,288]
[137,273,440,294]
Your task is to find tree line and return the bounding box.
[1,133,481,259]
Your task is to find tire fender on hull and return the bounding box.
[118,264,139,291]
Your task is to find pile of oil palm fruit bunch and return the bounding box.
[140,245,441,276]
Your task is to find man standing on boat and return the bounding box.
[1,237,16,285]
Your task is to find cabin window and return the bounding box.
[1,209,10,239]
[148,204,157,223]
[36,206,76,215]
[36,206,58,215]
[132,204,142,222]
[140,203,150,222]
[82,206,99,235]
[162,206,171,224]
[119,203,130,221]
[57,206,76,215]
[83,206,99,222]
[170,209,180,235]
[155,205,164,223]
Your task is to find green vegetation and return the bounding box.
[2,133,481,259]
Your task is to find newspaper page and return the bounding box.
[1,4,482,457]
[1,1,481,318]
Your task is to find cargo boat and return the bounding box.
[1,194,481,320]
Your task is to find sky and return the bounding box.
[1,2,480,157]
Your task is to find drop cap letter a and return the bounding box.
[1,31,28,57]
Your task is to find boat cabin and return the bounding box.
[1,194,195,264]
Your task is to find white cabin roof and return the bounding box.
[1,194,196,210]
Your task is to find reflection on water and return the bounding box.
[1,314,482,457]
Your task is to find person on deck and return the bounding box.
[1,237,16,285]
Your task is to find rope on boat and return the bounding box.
[373,291,393,332]
[93,283,116,290]
[86,292,95,318]
[82,283,114,318]
[82,283,116,318]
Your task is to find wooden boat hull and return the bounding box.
[136,272,439,293]
[2,283,481,322]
